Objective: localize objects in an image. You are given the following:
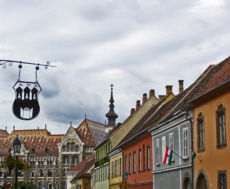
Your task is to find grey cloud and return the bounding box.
[1,0,230,134]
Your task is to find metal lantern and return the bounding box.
[13,136,21,155]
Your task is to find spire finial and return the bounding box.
[70,121,72,126]
[110,84,114,92]
[105,84,118,127]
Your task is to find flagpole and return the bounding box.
[170,148,184,160]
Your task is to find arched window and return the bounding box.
[197,113,205,151]
[71,142,75,151]
[72,156,79,165]
[38,181,43,189]
[39,170,43,177]
[63,156,69,165]
[183,177,191,189]
[62,145,66,152]
[30,171,35,177]
[196,173,208,189]
[67,143,71,151]
[75,145,79,152]
[216,105,226,147]
[47,170,52,177]
[47,182,52,189]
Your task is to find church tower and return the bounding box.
[105,84,118,127]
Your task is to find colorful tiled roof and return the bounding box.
[76,119,106,147]
[0,129,63,155]
[0,129,9,136]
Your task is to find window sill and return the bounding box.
[182,156,189,160]
[198,149,205,153]
[217,144,227,149]
[155,163,160,166]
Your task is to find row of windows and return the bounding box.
[155,129,189,165]
[111,158,122,178]
[96,143,111,162]
[30,169,58,177]
[62,143,79,152]
[197,104,226,152]
[95,166,109,182]
[124,145,151,174]
[62,155,79,165]
[30,159,58,167]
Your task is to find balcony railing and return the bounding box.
[95,156,109,168]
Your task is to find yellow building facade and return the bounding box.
[192,58,230,189]
[109,151,123,189]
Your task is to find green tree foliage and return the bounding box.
[1,155,31,171]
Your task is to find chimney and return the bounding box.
[142,93,147,104]
[130,108,135,115]
[149,89,155,98]
[166,85,173,96]
[158,95,166,101]
[136,100,141,110]
[179,80,184,93]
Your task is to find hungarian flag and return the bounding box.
[192,148,196,160]
[163,146,173,165]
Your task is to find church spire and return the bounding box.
[105,84,118,127]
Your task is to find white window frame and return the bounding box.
[147,146,150,170]
[139,149,142,171]
[169,133,174,161]
[161,136,166,162]
[155,139,160,165]
[182,127,189,159]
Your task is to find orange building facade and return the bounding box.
[192,58,230,189]
[122,135,153,189]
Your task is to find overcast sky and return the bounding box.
[0,0,230,134]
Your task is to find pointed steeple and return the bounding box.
[105,84,118,127]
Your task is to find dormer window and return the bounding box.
[32,148,36,153]
[45,148,49,153]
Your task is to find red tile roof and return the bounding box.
[69,154,95,181]
[76,119,106,147]
[189,56,230,103]
[0,129,9,137]
[0,129,62,155]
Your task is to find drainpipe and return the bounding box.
[186,111,194,189]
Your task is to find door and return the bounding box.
[197,174,208,189]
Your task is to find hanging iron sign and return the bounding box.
[0,60,55,120]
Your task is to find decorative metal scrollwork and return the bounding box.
[0,59,55,121]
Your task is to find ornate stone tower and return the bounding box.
[105,84,118,127]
